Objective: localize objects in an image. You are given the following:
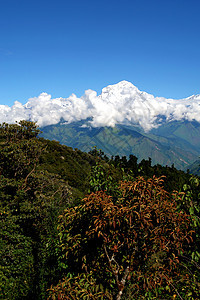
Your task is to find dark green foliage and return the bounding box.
[109,154,191,193]
[38,138,96,197]
[0,121,73,299]
[1,121,200,299]
[178,176,200,259]
[0,121,41,142]
[0,212,34,299]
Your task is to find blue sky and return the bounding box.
[0,0,200,106]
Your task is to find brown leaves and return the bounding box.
[55,176,194,298]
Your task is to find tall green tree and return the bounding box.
[0,121,72,299]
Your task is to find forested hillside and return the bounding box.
[40,120,199,170]
[0,121,200,299]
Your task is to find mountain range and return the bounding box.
[40,119,200,170]
[1,80,200,170]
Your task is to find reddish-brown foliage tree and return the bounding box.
[48,176,194,299]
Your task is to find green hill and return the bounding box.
[40,121,199,170]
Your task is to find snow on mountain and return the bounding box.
[0,81,200,131]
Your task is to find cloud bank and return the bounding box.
[1,81,200,131]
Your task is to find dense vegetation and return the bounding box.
[0,121,200,299]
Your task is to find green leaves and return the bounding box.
[0,122,74,299]
[0,212,34,299]
[47,272,113,300]
[0,120,40,142]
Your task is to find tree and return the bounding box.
[50,176,194,299]
[0,211,34,299]
[0,121,72,299]
[0,121,42,180]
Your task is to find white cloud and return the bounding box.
[0,80,200,131]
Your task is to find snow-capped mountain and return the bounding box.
[1,80,200,131]
[1,81,200,170]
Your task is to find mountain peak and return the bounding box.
[0,80,200,130]
[102,80,139,94]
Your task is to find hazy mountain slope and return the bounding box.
[187,159,200,175]
[151,121,200,151]
[40,121,198,169]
